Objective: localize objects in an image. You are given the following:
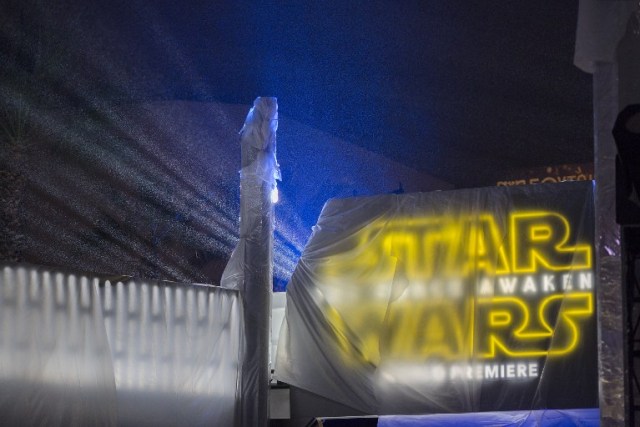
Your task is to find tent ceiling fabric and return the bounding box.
[1,0,592,188]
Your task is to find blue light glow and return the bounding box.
[0,1,451,292]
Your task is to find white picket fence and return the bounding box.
[0,264,245,426]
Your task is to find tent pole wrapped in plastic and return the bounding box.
[222,97,280,427]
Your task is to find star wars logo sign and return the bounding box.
[319,210,594,381]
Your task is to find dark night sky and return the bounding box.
[0,0,595,286]
[2,0,592,187]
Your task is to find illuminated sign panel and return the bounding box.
[276,182,597,414]
[321,210,594,366]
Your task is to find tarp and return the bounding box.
[0,263,244,426]
[221,97,280,427]
[378,408,600,426]
[574,0,637,73]
[275,181,597,415]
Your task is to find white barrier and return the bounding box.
[0,264,245,426]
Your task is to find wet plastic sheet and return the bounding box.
[276,182,597,415]
[378,408,600,426]
[574,0,637,73]
[0,263,244,426]
[221,97,280,427]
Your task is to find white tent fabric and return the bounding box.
[0,264,245,426]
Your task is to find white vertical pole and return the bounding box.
[593,61,627,426]
[222,97,279,427]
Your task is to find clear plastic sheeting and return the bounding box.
[276,182,597,416]
[0,265,118,426]
[574,0,637,73]
[272,292,287,369]
[378,408,600,427]
[0,263,245,426]
[222,97,279,427]
[592,62,626,424]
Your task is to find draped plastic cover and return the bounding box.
[276,181,597,415]
[0,264,244,426]
[574,0,637,73]
[377,408,600,426]
[221,97,280,426]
